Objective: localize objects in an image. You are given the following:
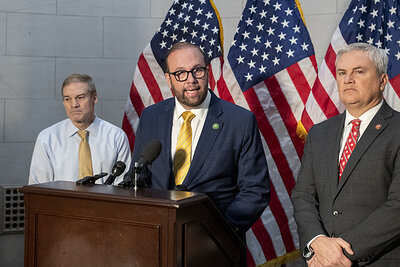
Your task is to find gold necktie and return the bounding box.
[174,111,196,185]
[77,130,93,179]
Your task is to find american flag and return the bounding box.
[122,0,223,150]
[301,0,400,131]
[216,0,317,265]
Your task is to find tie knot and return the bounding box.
[181,111,195,122]
[77,130,89,140]
[351,119,361,128]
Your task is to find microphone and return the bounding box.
[118,140,162,187]
[104,161,126,185]
[136,140,162,169]
[76,172,108,185]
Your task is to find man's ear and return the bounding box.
[165,73,172,88]
[93,92,98,103]
[380,73,389,92]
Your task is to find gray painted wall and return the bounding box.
[0,0,348,265]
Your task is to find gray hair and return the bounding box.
[61,73,97,95]
[335,42,388,76]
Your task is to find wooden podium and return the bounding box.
[21,181,245,267]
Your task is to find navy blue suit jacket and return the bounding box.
[132,90,270,230]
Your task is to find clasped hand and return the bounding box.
[307,236,354,267]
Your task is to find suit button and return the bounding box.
[333,210,339,216]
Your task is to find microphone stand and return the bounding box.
[118,161,152,188]
[134,162,139,190]
[118,163,139,188]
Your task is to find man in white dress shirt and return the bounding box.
[29,74,131,184]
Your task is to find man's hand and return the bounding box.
[310,236,354,266]
[307,255,323,267]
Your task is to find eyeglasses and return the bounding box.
[168,67,207,82]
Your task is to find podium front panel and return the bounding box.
[36,212,161,266]
[22,181,244,267]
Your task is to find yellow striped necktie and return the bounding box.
[174,111,196,185]
[77,130,93,179]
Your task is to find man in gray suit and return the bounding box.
[292,42,400,266]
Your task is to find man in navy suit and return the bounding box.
[292,42,400,266]
[129,42,270,233]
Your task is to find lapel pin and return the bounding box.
[375,124,382,130]
[212,123,220,130]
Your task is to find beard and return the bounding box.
[172,84,208,108]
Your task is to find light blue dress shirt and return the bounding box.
[29,117,131,184]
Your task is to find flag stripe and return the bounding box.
[243,88,296,252]
[244,88,296,194]
[251,217,278,260]
[264,76,304,158]
[269,185,296,253]
[311,77,339,120]
[325,45,337,80]
[261,139,299,251]
[389,75,400,99]
[128,82,145,119]
[137,54,164,103]
[216,74,235,103]
[246,247,257,267]
[208,57,224,91]
[286,63,312,104]
[122,113,136,151]
[246,228,267,266]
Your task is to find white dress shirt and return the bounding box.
[171,91,211,160]
[29,116,131,184]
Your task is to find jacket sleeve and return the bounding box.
[223,113,270,230]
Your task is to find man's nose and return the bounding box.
[344,73,354,83]
[186,71,198,82]
[71,98,80,107]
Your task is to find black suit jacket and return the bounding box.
[292,101,400,266]
[131,90,270,230]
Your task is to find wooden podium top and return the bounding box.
[21,181,209,209]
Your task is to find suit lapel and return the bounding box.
[182,92,223,187]
[336,102,392,193]
[328,114,345,196]
[158,99,175,179]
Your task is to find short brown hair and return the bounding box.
[164,42,208,73]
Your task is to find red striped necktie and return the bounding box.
[339,119,361,180]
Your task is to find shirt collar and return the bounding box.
[344,101,383,126]
[174,90,211,121]
[66,115,99,137]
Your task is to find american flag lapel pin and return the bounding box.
[375,124,382,130]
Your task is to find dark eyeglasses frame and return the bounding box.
[168,67,207,82]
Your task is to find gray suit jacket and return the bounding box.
[292,101,400,266]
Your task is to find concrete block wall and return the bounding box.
[0,0,349,186]
[0,0,350,266]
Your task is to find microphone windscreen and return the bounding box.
[112,161,126,176]
[142,140,162,164]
